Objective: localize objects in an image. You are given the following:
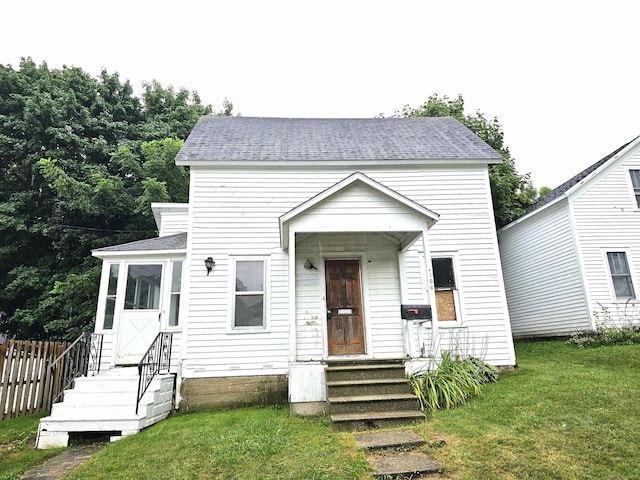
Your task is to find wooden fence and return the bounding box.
[0,339,69,420]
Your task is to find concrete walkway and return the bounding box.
[353,430,442,478]
[21,443,105,480]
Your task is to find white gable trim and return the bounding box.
[279,172,439,249]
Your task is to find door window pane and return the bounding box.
[125,264,162,309]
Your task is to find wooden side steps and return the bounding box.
[325,360,424,430]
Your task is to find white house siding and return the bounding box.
[569,152,640,322]
[499,199,590,338]
[158,212,188,237]
[181,164,515,376]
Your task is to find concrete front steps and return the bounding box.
[36,367,175,449]
[325,360,424,430]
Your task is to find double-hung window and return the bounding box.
[607,252,636,299]
[233,259,266,328]
[630,169,640,208]
[431,257,459,322]
[103,264,119,329]
[168,261,182,327]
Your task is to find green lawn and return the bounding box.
[3,340,640,479]
[0,412,64,480]
[419,341,640,479]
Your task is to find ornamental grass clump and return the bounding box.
[407,351,498,414]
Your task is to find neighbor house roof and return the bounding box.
[499,135,640,232]
[174,116,503,164]
[525,137,638,215]
[92,232,187,256]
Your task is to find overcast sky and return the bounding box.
[2,0,639,189]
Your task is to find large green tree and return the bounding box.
[0,58,219,339]
[396,94,541,228]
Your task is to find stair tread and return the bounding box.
[331,410,424,422]
[327,378,408,386]
[325,364,405,372]
[328,393,416,403]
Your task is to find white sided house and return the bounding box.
[499,136,640,338]
[38,117,516,446]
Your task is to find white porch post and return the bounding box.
[288,229,297,363]
[397,250,412,358]
[421,230,439,358]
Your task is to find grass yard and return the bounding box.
[0,412,64,480]
[3,340,639,479]
[419,340,640,479]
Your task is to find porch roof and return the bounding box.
[91,232,187,258]
[279,172,439,250]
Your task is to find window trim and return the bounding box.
[430,253,463,326]
[627,168,640,210]
[605,250,637,301]
[229,256,269,332]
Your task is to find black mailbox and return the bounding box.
[400,304,432,320]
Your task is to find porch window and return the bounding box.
[124,264,162,310]
[432,257,458,322]
[607,252,636,299]
[103,264,119,329]
[630,169,640,208]
[168,261,182,327]
[233,259,265,328]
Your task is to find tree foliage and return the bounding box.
[0,58,221,339]
[396,94,542,228]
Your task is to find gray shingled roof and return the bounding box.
[174,117,503,163]
[525,137,638,215]
[93,232,187,253]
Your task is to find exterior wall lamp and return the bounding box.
[204,257,215,275]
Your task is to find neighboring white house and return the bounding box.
[499,136,640,338]
[91,116,516,414]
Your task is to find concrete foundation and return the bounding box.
[180,375,288,411]
[289,401,327,416]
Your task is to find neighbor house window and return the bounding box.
[103,264,119,329]
[630,169,640,208]
[233,259,265,328]
[124,264,162,309]
[168,261,182,327]
[607,252,636,299]
[432,257,458,322]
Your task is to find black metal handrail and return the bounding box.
[136,332,173,414]
[47,332,103,409]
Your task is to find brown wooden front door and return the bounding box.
[325,259,366,355]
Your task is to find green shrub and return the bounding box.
[567,323,640,348]
[407,351,498,414]
[567,304,640,348]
